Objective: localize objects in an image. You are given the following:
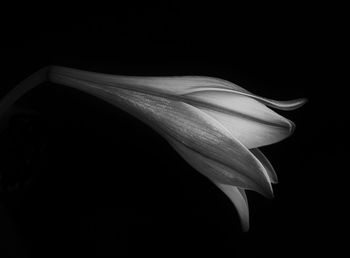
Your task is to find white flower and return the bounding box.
[1,66,306,231]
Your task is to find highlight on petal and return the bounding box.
[250,149,278,184]
[182,90,295,149]
[214,183,250,232]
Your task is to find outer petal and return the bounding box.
[49,66,252,96]
[249,97,307,111]
[214,183,249,231]
[182,87,307,111]
[183,90,295,149]
[49,66,305,150]
[49,66,307,111]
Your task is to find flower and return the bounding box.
[1,66,306,231]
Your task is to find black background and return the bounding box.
[0,4,346,257]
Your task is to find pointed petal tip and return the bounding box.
[289,119,296,136]
[242,223,250,232]
[288,98,308,110]
[252,162,275,199]
[215,184,250,232]
[250,149,278,184]
[274,98,308,111]
[299,97,308,105]
[258,184,275,199]
[272,177,279,184]
[258,97,308,111]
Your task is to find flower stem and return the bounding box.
[0,66,50,120]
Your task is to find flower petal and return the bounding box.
[250,149,278,184]
[182,87,307,111]
[49,66,307,112]
[250,97,307,111]
[49,66,251,96]
[49,68,274,197]
[214,183,249,231]
[183,90,295,149]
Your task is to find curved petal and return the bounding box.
[182,87,307,111]
[214,183,249,231]
[49,66,252,96]
[183,90,295,149]
[250,149,278,184]
[49,66,307,112]
[251,97,307,111]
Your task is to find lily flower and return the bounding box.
[0,66,306,231]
